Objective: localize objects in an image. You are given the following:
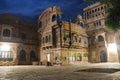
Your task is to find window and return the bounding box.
[87,12,89,15]
[19,50,26,61]
[42,37,45,44]
[94,21,101,27]
[20,33,26,39]
[52,15,56,22]
[64,34,69,41]
[74,36,77,42]
[98,21,101,26]
[84,13,87,17]
[95,9,97,12]
[89,10,91,14]
[45,36,48,43]
[102,13,104,16]
[98,35,104,42]
[98,8,100,11]
[79,37,81,43]
[49,35,51,42]
[80,22,84,27]
[3,29,10,37]
[101,6,104,10]
[84,41,87,44]
[0,51,13,61]
[96,22,99,26]
[94,22,97,27]
[96,14,98,17]
[92,10,94,13]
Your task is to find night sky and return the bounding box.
[0,0,91,23]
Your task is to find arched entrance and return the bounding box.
[30,51,37,61]
[100,51,107,62]
[19,50,26,61]
[76,53,82,61]
[69,53,75,62]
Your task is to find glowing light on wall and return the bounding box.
[0,44,11,51]
[47,54,50,62]
[108,43,117,53]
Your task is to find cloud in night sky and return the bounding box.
[0,0,90,23]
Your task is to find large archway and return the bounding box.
[19,50,26,61]
[100,51,107,62]
[30,50,37,61]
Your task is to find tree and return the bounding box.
[84,0,120,31]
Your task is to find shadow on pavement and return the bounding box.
[75,68,120,73]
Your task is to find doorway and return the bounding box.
[100,51,107,62]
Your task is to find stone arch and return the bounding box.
[98,35,104,42]
[52,14,56,22]
[76,53,82,61]
[100,50,107,62]
[30,50,37,61]
[19,50,26,61]
[80,22,84,27]
[3,29,10,37]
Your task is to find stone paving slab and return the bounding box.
[0,63,120,80]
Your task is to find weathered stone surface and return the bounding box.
[0,63,120,80]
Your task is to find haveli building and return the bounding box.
[0,2,120,66]
[38,6,88,65]
[83,2,120,63]
[0,14,38,65]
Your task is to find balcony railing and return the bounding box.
[0,37,38,45]
[95,41,105,47]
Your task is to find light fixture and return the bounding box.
[0,44,11,51]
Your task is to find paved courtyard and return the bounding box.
[0,62,120,80]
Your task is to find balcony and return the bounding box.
[96,41,105,47]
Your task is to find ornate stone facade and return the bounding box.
[38,6,88,65]
[1,3,119,66]
[83,2,119,63]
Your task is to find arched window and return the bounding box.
[80,22,84,27]
[52,15,56,22]
[101,6,104,10]
[89,11,91,14]
[3,29,10,37]
[30,50,37,61]
[42,37,44,44]
[98,35,104,42]
[92,10,94,13]
[19,50,26,61]
[95,9,97,12]
[45,36,48,43]
[98,8,100,11]
[74,36,77,42]
[77,53,82,61]
[56,15,61,22]
[20,33,26,39]
[98,21,101,26]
